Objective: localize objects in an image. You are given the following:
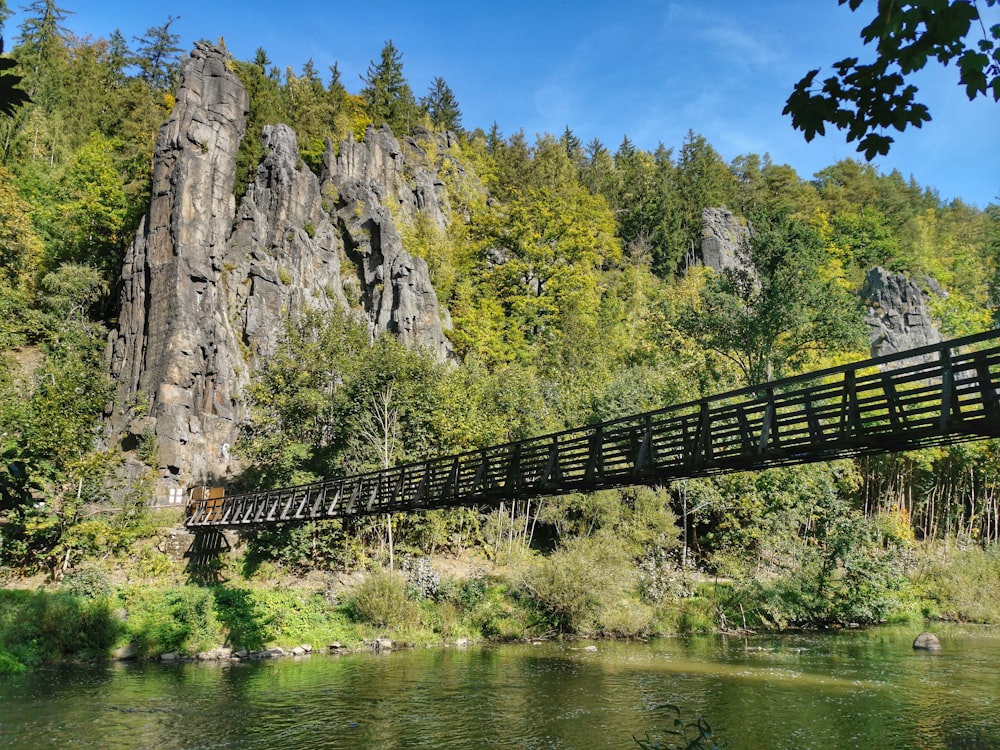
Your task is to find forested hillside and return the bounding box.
[1,1,999,653]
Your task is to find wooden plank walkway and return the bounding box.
[186,329,1000,528]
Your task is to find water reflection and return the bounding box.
[1,625,998,749]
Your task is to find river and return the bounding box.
[1,624,998,749]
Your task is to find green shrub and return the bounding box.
[465,581,541,640]
[598,599,654,638]
[913,543,1000,623]
[0,590,121,664]
[0,646,26,674]
[62,563,113,599]
[121,586,223,655]
[520,534,637,635]
[348,569,416,629]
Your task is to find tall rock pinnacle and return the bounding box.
[106,44,454,494]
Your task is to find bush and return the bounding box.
[520,534,637,635]
[464,581,541,640]
[0,589,121,666]
[913,543,1000,623]
[121,586,224,655]
[62,563,113,599]
[599,599,654,638]
[402,556,440,598]
[0,646,26,674]
[348,569,416,629]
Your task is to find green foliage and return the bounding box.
[422,76,462,133]
[785,0,1000,158]
[348,568,416,628]
[913,543,1000,623]
[360,40,420,136]
[130,16,181,92]
[660,131,739,275]
[213,586,351,650]
[0,646,26,673]
[677,209,866,385]
[519,533,638,635]
[0,9,995,649]
[120,585,224,656]
[61,562,113,599]
[241,520,368,575]
[0,588,121,667]
[453,578,544,640]
[454,135,621,373]
[699,464,911,629]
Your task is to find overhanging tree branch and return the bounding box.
[785,0,1000,159]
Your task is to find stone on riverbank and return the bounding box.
[113,643,139,661]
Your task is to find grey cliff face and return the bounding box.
[106,45,454,493]
[862,266,944,359]
[106,43,250,488]
[322,125,455,359]
[700,207,750,273]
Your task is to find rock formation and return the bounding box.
[700,207,751,272]
[861,267,944,359]
[105,44,454,495]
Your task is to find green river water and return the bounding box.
[1,624,998,749]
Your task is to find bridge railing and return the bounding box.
[186,328,1000,528]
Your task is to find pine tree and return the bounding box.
[132,15,181,92]
[14,0,71,110]
[360,39,418,135]
[422,76,462,133]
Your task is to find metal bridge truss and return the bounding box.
[186,329,1000,529]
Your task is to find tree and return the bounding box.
[357,383,400,569]
[360,39,418,135]
[238,309,368,488]
[678,209,866,386]
[785,0,1000,159]
[612,137,666,266]
[281,58,339,171]
[463,136,620,372]
[0,165,43,347]
[13,0,70,116]
[131,16,181,92]
[53,133,129,278]
[659,131,738,276]
[422,76,462,133]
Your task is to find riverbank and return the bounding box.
[2,531,998,674]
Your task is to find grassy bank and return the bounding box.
[1,539,997,674]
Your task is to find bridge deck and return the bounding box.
[186,329,1000,528]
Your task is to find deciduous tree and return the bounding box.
[678,209,866,386]
[785,0,1000,158]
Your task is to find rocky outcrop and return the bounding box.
[105,45,455,493]
[322,163,453,359]
[862,267,944,359]
[700,207,750,272]
[106,42,250,486]
[327,124,458,232]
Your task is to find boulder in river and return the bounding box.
[912,631,941,650]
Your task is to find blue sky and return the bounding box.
[6,0,999,207]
